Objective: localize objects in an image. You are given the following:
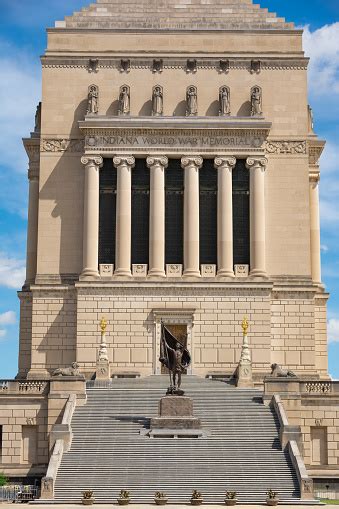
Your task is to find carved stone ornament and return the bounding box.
[214,156,236,171]
[270,363,297,378]
[251,85,263,117]
[86,84,99,115]
[265,141,307,155]
[201,265,216,277]
[152,85,163,116]
[99,264,114,277]
[309,146,323,165]
[120,59,130,72]
[88,58,99,73]
[302,479,313,494]
[219,86,230,116]
[186,85,198,116]
[41,138,84,153]
[186,59,197,73]
[251,60,261,74]
[118,84,130,115]
[181,156,203,169]
[132,264,148,277]
[219,59,230,73]
[146,156,168,169]
[234,264,249,278]
[41,477,54,499]
[152,59,163,73]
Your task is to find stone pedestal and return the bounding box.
[96,359,110,380]
[236,333,254,389]
[151,396,201,430]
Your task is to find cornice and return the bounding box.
[41,56,308,72]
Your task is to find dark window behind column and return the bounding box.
[99,159,117,265]
[200,159,217,264]
[131,159,150,264]
[233,159,250,265]
[165,159,183,264]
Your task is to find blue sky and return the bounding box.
[0,1,338,378]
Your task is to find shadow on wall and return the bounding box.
[70,99,88,136]
[237,101,251,117]
[173,100,187,116]
[106,99,120,116]
[139,100,152,116]
[205,100,219,116]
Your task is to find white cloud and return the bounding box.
[0,311,16,326]
[0,253,26,289]
[0,330,6,339]
[328,318,339,343]
[303,23,339,95]
[321,244,329,252]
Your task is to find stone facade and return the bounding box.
[0,0,337,495]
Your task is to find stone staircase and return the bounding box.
[53,376,305,504]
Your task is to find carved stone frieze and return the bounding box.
[309,145,324,166]
[265,140,307,155]
[41,138,85,153]
[84,128,269,154]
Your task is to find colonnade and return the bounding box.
[80,154,268,279]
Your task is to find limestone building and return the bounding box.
[0,0,338,501]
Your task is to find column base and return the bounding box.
[217,270,235,278]
[114,269,132,277]
[249,269,267,278]
[79,269,100,281]
[148,269,166,278]
[183,269,201,278]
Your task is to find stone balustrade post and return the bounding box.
[214,156,236,277]
[147,156,168,277]
[246,157,268,277]
[113,155,135,276]
[80,155,103,280]
[181,156,203,277]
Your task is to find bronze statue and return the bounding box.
[119,85,130,115]
[34,102,42,132]
[159,323,191,395]
[152,85,163,116]
[87,84,99,115]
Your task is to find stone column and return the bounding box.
[80,155,103,280]
[309,172,322,284]
[214,156,236,277]
[113,155,135,276]
[26,166,40,284]
[147,156,168,277]
[181,156,203,277]
[246,157,268,277]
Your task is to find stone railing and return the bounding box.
[0,380,49,394]
[41,394,77,500]
[264,378,339,399]
[301,381,333,394]
[270,395,314,500]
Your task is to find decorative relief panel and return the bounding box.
[264,141,307,155]
[132,264,148,277]
[41,139,85,153]
[99,264,114,278]
[235,265,249,278]
[166,264,183,277]
[201,265,216,278]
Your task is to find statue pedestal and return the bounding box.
[150,396,201,436]
[237,361,254,388]
[96,359,110,381]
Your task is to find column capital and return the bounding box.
[113,155,135,168]
[309,171,320,184]
[181,156,203,170]
[146,156,168,169]
[81,155,103,167]
[246,157,268,171]
[28,166,39,182]
[214,156,236,170]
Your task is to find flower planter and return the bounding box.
[225,499,237,506]
[266,499,279,506]
[191,498,203,505]
[118,499,130,505]
[82,498,95,506]
[154,498,168,505]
